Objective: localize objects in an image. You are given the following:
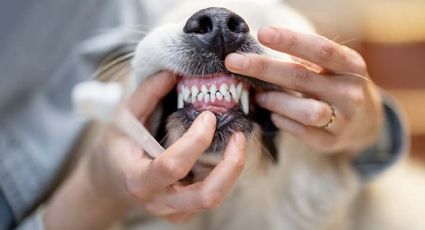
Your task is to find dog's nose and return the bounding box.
[183,7,249,59]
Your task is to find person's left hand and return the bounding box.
[225,27,383,155]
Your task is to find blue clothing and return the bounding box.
[0,0,407,229]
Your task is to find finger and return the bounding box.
[127,71,176,121]
[154,133,246,212]
[256,91,335,128]
[257,27,367,74]
[225,53,332,98]
[271,113,338,152]
[148,111,217,187]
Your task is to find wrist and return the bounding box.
[44,158,130,230]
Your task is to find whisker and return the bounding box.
[94,52,135,81]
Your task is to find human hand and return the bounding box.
[225,27,383,155]
[86,72,246,223]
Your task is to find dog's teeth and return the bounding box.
[241,89,249,115]
[216,92,223,101]
[229,84,238,102]
[204,93,210,102]
[236,83,243,97]
[191,85,199,97]
[210,93,216,102]
[224,93,231,102]
[197,93,203,101]
[177,93,184,109]
[201,85,208,95]
[219,84,229,95]
[183,87,190,101]
[210,84,217,95]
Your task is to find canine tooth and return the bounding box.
[177,93,184,109]
[241,89,249,114]
[236,83,243,97]
[204,94,210,102]
[191,85,199,97]
[216,92,223,101]
[201,85,208,95]
[197,93,203,101]
[224,93,231,102]
[210,84,217,95]
[229,84,238,102]
[219,84,229,95]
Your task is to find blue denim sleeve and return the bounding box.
[352,92,408,182]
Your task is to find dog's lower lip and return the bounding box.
[183,106,245,129]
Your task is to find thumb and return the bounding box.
[126,71,176,121]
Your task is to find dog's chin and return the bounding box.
[165,73,255,164]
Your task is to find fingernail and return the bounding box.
[225,53,248,70]
[258,27,278,44]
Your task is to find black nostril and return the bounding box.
[184,16,213,34]
[227,16,249,34]
[198,16,213,34]
[183,7,250,59]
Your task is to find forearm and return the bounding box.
[43,161,129,230]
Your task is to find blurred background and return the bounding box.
[287,0,425,163]
[285,0,425,228]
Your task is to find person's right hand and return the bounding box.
[44,72,246,230]
[85,72,246,223]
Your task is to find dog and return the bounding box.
[102,0,362,229]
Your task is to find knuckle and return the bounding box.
[229,157,245,173]
[290,64,311,89]
[200,191,221,210]
[348,48,367,73]
[345,87,366,107]
[251,56,267,76]
[303,101,329,126]
[158,159,186,179]
[317,38,335,62]
[285,31,298,52]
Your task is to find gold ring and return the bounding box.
[321,105,336,128]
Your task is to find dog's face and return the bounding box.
[132,0,314,164]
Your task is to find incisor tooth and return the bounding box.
[197,93,203,101]
[191,85,199,97]
[210,93,216,102]
[177,93,183,109]
[219,84,228,95]
[204,94,210,102]
[229,84,238,102]
[210,84,217,95]
[225,93,231,102]
[216,92,223,100]
[241,89,249,114]
[201,85,208,95]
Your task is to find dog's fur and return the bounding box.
[108,1,364,229]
